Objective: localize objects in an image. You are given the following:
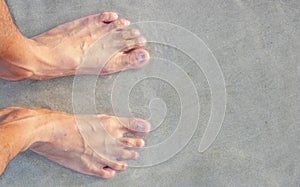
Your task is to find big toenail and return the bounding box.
[137,52,146,63]
[136,121,145,132]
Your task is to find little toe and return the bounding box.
[120,149,140,160]
[119,137,145,148]
[99,12,119,23]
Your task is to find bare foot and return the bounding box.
[30,110,150,178]
[0,107,150,178]
[2,12,150,80]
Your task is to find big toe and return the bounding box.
[101,49,150,75]
[123,118,151,136]
[99,12,119,23]
[124,49,150,68]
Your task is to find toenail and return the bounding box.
[135,152,140,159]
[139,140,145,147]
[136,121,146,132]
[137,52,146,63]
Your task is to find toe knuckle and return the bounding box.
[128,119,137,130]
[123,138,131,146]
[130,28,140,35]
[121,162,128,170]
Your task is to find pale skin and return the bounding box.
[0,0,151,178]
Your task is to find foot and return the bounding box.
[0,107,151,178]
[30,109,151,178]
[3,12,150,80]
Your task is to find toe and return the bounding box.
[125,49,150,68]
[132,49,150,66]
[109,18,130,30]
[92,152,128,171]
[99,12,118,23]
[119,28,141,40]
[123,36,147,51]
[119,118,151,135]
[90,165,116,178]
[119,137,145,148]
[101,167,116,178]
[102,49,149,74]
[119,149,140,160]
[105,160,128,171]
